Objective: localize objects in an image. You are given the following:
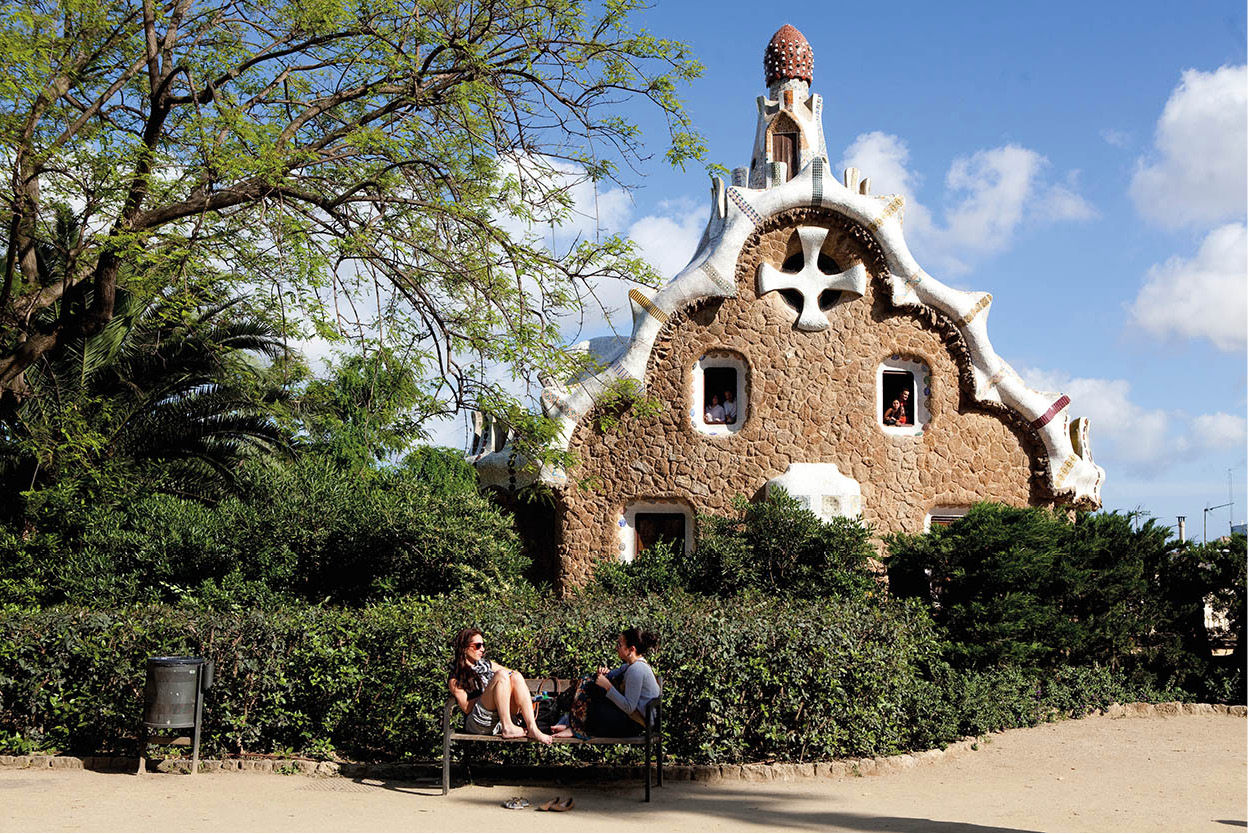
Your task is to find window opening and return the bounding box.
[693,353,747,435]
[926,506,970,531]
[702,367,738,425]
[619,501,692,562]
[634,512,686,557]
[881,371,914,427]
[773,132,798,180]
[780,244,842,311]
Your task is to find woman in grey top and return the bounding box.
[448,628,552,744]
[553,627,660,738]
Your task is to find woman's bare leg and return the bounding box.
[507,671,552,744]
[480,672,524,738]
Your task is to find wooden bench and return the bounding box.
[441,677,664,801]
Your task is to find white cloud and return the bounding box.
[1100,128,1131,148]
[1129,222,1247,352]
[1019,366,1244,474]
[1130,65,1248,230]
[1191,413,1248,450]
[491,153,634,246]
[839,133,1095,276]
[626,198,707,278]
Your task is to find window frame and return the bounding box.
[876,356,930,436]
[617,501,692,563]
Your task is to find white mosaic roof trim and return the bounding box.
[490,153,1106,508]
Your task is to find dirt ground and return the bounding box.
[1,713,1244,833]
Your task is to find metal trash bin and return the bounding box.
[138,656,213,775]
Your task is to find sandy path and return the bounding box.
[1,714,1243,833]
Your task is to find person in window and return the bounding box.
[448,628,553,743]
[551,628,661,739]
[898,388,912,424]
[884,398,903,426]
[704,393,724,424]
[721,389,738,424]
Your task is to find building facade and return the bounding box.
[472,25,1105,589]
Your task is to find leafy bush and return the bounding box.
[0,451,527,607]
[591,539,682,596]
[687,489,878,599]
[885,504,1242,702]
[886,504,1159,668]
[0,592,1196,763]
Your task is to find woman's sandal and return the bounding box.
[501,797,530,810]
[549,797,574,812]
[537,797,562,811]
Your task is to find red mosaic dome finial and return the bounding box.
[764,24,813,87]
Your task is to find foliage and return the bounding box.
[0,448,526,607]
[590,377,664,434]
[686,489,878,598]
[0,0,706,466]
[0,593,1190,763]
[290,349,436,473]
[0,285,290,502]
[885,504,1242,701]
[591,538,682,596]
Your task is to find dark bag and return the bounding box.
[533,695,560,734]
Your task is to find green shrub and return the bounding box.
[0,593,1198,763]
[0,451,527,607]
[885,504,1240,703]
[687,489,877,599]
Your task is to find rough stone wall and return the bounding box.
[555,207,1050,589]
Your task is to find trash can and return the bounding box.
[138,656,213,775]
[143,657,211,729]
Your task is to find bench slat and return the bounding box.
[447,733,647,745]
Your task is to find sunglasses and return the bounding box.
[469,641,484,649]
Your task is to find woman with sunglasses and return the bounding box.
[448,628,553,744]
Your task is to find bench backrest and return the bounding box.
[523,675,664,697]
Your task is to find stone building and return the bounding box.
[472,25,1105,589]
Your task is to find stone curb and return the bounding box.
[2,703,1242,780]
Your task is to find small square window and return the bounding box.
[925,506,970,531]
[619,502,692,563]
[635,512,686,556]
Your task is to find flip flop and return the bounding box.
[549,797,574,812]
[502,797,530,810]
[537,797,562,811]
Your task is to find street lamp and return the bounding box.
[1203,502,1232,542]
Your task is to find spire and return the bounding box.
[764,24,813,87]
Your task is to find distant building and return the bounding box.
[471,25,1105,589]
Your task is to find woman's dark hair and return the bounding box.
[450,627,485,693]
[621,627,659,656]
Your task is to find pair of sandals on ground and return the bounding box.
[448,627,661,744]
[501,796,574,811]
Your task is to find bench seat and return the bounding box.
[441,676,663,801]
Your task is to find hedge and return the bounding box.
[0,592,1182,763]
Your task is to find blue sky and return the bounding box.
[438,2,1247,538]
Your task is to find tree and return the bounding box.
[0,0,704,441]
[0,283,290,500]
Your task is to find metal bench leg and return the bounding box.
[657,708,663,788]
[442,704,452,795]
[645,728,652,802]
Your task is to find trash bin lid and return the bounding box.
[147,656,205,666]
